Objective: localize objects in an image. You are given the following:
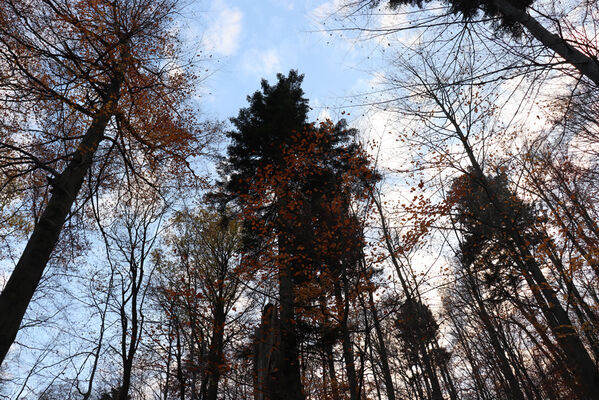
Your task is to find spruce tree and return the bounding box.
[222,70,377,400]
[223,71,310,400]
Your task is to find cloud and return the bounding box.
[310,0,347,36]
[311,0,345,21]
[241,48,282,77]
[202,2,243,56]
[317,108,332,122]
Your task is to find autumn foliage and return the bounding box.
[3,0,599,399]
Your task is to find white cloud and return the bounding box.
[317,108,331,122]
[311,0,345,22]
[202,1,243,56]
[241,48,282,77]
[309,0,350,39]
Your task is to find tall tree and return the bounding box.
[221,70,377,400]
[0,0,205,365]
[358,0,599,86]
[222,70,309,400]
[449,170,599,398]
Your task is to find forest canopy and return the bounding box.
[1,0,599,399]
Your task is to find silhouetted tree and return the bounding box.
[221,70,377,400]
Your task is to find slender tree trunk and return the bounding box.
[81,269,114,400]
[118,296,138,400]
[366,287,396,400]
[480,173,599,398]
[173,318,186,400]
[334,280,358,400]
[448,309,492,400]
[118,259,142,400]
[326,342,341,400]
[320,296,341,400]
[206,303,226,400]
[162,315,175,400]
[418,341,443,400]
[437,359,459,400]
[462,266,526,400]
[119,358,134,400]
[0,89,119,365]
[412,374,425,400]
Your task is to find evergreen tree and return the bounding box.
[221,70,377,400]
[222,71,311,400]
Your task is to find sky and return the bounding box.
[178,0,453,300]
[182,0,380,125]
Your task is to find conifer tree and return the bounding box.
[222,71,310,400]
[221,70,377,400]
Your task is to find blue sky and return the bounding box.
[184,0,379,124]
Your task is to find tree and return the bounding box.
[0,0,205,365]
[394,299,444,400]
[357,0,599,86]
[221,70,309,400]
[155,207,245,400]
[220,70,377,400]
[449,170,599,398]
[98,179,167,400]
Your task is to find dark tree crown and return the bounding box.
[224,70,310,197]
[450,171,536,299]
[372,0,534,36]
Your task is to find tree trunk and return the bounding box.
[118,358,134,400]
[326,342,341,400]
[418,342,443,400]
[492,0,599,86]
[334,280,359,400]
[366,288,396,400]
[174,318,186,400]
[462,265,526,400]
[118,260,142,400]
[0,92,119,365]
[206,303,226,400]
[277,258,305,400]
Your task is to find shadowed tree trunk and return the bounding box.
[0,97,119,363]
[490,0,599,86]
[254,304,281,400]
[334,279,359,400]
[206,303,226,400]
[366,284,396,400]
[277,241,306,400]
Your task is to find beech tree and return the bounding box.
[0,0,205,365]
[154,207,245,400]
